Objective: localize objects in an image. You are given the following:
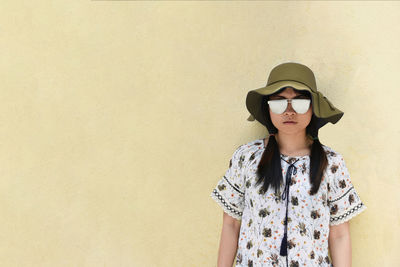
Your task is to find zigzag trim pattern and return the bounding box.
[223,175,245,196]
[210,189,242,220]
[329,202,367,226]
[327,186,354,204]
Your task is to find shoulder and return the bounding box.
[321,144,346,170]
[231,138,264,158]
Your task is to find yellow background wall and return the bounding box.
[0,1,398,266]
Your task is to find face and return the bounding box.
[268,87,313,135]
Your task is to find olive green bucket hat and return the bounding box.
[246,62,344,133]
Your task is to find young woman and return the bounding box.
[210,62,367,267]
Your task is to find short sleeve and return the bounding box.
[327,153,367,226]
[210,145,246,221]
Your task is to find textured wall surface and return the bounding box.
[0,1,398,266]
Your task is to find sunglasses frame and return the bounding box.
[267,98,311,114]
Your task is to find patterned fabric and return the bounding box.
[210,138,367,267]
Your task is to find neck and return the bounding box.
[274,132,313,156]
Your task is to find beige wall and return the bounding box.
[0,1,398,266]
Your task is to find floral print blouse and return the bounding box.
[210,138,367,267]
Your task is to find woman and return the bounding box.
[210,62,367,267]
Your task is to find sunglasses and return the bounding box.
[267,98,311,114]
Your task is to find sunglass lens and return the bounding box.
[292,99,311,114]
[268,99,287,114]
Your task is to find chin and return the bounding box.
[279,125,307,133]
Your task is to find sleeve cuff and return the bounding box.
[210,189,243,221]
[329,202,367,226]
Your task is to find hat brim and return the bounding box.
[246,80,344,130]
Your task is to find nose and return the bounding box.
[284,100,296,114]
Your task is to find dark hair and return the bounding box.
[255,88,328,196]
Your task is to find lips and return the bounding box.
[284,121,297,124]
